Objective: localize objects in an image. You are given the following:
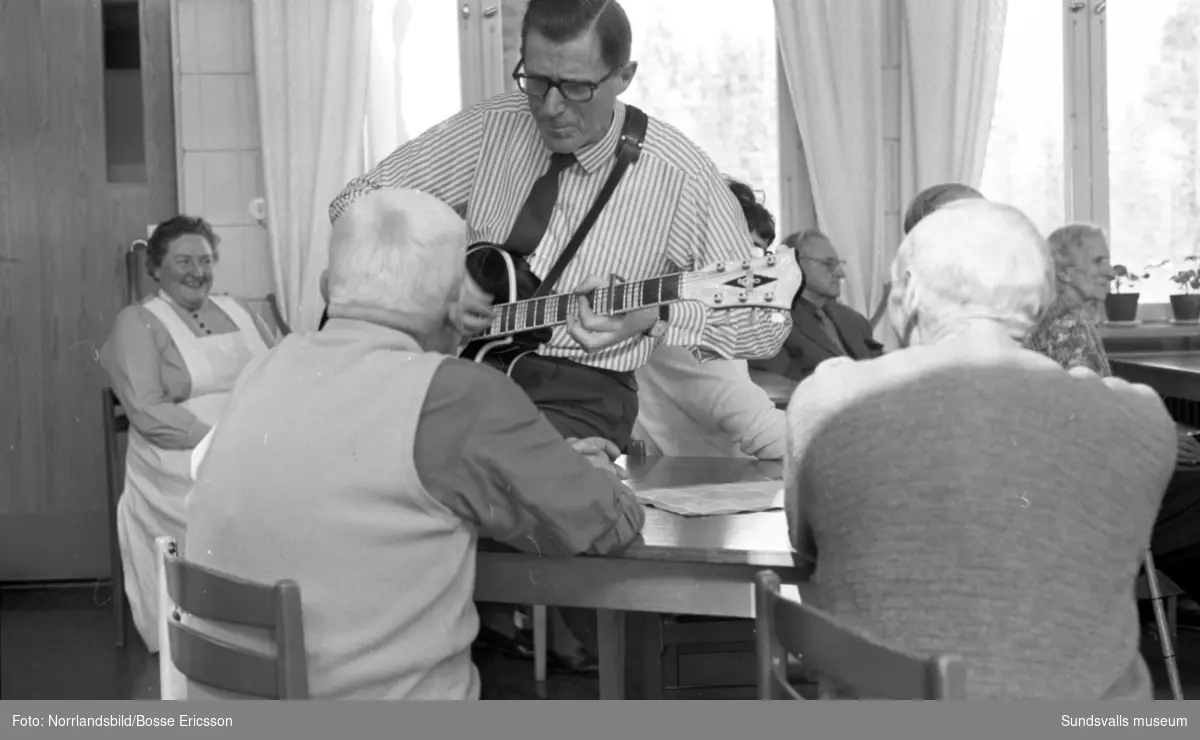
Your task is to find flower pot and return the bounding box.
[1105,293,1140,323]
[1169,294,1200,322]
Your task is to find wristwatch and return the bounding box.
[644,304,669,339]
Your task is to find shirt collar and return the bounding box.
[794,296,823,317]
[568,101,628,175]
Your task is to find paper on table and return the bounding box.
[635,479,786,517]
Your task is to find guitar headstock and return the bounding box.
[678,246,805,310]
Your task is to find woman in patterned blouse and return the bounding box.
[1025,223,1200,615]
[1024,224,1114,376]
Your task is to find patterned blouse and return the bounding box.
[1024,298,1112,377]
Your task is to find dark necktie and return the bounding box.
[503,152,576,255]
[814,306,847,356]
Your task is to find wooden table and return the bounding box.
[748,369,797,409]
[1109,352,1200,403]
[474,456,813,700]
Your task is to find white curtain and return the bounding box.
[251,0,375,332]
[364,0,412,170]
[899,0,1007,211]
[774,0,887,319]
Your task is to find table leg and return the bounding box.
[597,609,627,700]
[533,605,547,683]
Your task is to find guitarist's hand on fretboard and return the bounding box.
[566,275,660,353]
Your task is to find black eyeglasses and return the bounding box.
[512,58,622,102]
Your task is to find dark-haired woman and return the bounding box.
[100,215,277,652]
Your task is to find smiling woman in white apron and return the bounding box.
[100,216,276,653]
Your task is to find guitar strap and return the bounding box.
[531,104,649,298]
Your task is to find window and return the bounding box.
[979,0,1065,237]
[498,0,781,225]
[618,0,780,219]
[101,0,147,183]
[391,0,461,139]
[1105,0,1199,301]
[364,0,461,169]
[985,0,1200,306]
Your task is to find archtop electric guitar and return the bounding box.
[459,241,806,373]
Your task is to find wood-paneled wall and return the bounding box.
[0,0,177,581]
[173,0,271,298]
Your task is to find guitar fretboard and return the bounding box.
[480,273,684,339]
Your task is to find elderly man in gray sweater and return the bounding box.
[186,189,644,699]
[784,199,1175,699]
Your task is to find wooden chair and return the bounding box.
[104,241,148,647]
[265,293,291,336]
[125,240,150,305]
[754,570,967,700]
[155,535,309,699]
[102,388,129,648]
[1140,549,1183,701]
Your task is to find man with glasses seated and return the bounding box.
[328,0,790,673]
[750,229,883,385]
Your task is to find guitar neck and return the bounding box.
[479,272,685,340]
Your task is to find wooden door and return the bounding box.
[0,0,177,582]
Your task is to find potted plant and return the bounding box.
[1168,256,1200,322]
[1106,265,1147,323]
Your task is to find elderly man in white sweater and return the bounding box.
[633,178,787,459]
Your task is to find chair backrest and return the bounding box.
[157,536,309,699]
[1138,549,1183,600]
[266,293,291,336]
[125,241,151,305]
[102,388,129,434]
[102,388,129,497]
[754,570,967,700]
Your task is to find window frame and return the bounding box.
[1064,0,1176,320]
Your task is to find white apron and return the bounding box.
[117,293,269,654]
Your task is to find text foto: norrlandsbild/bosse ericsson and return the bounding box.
[13,714,232,729]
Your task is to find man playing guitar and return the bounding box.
[328,0,792,453]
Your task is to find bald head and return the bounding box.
[326,189,467,334]
[890,199,1053,344]
[903,183,985,235]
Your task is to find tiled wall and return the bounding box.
[173,0,271,298]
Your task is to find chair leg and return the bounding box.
[1143,551,1183,701]
[532,605,547,683]
[110,502,126,648]
[642,615,665,700]
[1167,595,1177,641]
[114,566,126,648]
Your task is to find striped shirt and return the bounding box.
[329,92,791,373]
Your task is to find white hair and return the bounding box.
[326,189,466,318]
[889,199,1054,340]
[1047,222,1107,275]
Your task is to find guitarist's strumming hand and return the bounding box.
[451,275,496,338]
[567,275,659,353]
[566,437,630,481]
